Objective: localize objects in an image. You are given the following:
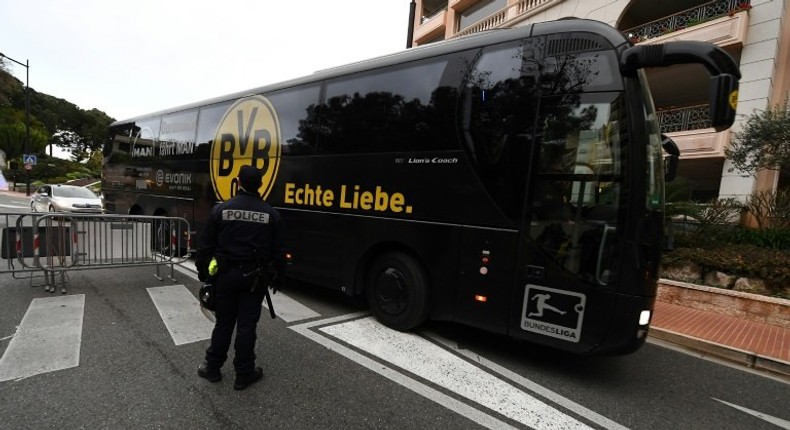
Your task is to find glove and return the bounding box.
[270,273,285,294]
[198,268,208,282]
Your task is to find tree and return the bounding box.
[0,66,115,166]
[725,100,790,177]
[0,107,49,160]
[0,57,21,107]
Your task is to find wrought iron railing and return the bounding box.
[421,5,447,23]
[623,0,751,42]
[455,0,564,37]
[657,104,713,133]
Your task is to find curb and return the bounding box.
[649,327,790,380]
[0,190,28,197]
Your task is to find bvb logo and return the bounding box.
[210,95,281,201]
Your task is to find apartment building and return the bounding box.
[411,0,790,201]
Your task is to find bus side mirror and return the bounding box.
[661,134,679,182]
[709,74,738,132]
[620,41,741,133]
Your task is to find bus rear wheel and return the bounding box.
[366,252,429,331]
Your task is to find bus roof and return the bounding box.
[111,19,627,126]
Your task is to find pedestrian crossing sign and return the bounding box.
[23,154,37,165]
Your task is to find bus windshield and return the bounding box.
[639,71,665,211]
[529,92,624,285]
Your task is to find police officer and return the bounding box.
[195,165,286,390]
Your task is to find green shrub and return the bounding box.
[663,189,790,297]
[663,245,790,297]
[721,227,790,249]
[743,188,790,229]
[667,198,743,244]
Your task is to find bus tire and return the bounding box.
[366,252,429,331]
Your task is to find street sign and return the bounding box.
[23,154,37,165]
[24,164,32,171]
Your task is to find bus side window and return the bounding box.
[265,85,322,156]
[322,58,451,154]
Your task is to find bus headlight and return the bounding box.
[639,310,651,326]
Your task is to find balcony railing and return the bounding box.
[623,0,751,42]
[455,0,564,37]
[657,104,712,133]
[421,6,447,23]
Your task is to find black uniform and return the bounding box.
[196,187,286,376]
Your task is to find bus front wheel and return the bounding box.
[366,252,429,331]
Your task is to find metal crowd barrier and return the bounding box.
[1,213,192,293]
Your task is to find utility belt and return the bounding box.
[214,255,277,319]
[215,257,264,274]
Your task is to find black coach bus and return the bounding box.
[103,19,740,355]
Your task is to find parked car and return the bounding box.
[30,184,104,213]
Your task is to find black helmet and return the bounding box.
[199,282,216,312]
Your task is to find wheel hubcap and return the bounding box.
[375,268,408,316]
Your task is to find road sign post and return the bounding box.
[22,155,36,192]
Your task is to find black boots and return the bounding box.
[234,367,263,391]
[198,363,262,390]
[197,363,222,382]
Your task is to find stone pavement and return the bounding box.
[651,281,790,380]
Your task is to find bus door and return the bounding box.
[510,91,626,353]
[454,40,540,334]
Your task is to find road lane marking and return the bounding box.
[292,314,615,429]
[290,312,519,430]
[321,316,592,430]
[0,294,85,382]
[425,331,629,430]
[147,285,214,345]
[173,263,320,323]
[713,398,790,429]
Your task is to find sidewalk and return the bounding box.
[650,296,790,380]
[0,189,27,197]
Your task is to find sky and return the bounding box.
[0,0,413,122]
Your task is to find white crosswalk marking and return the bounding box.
[320,316,596,430]
[265,292,320,322]
[0,294,85,382]
[147,285,214,345]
